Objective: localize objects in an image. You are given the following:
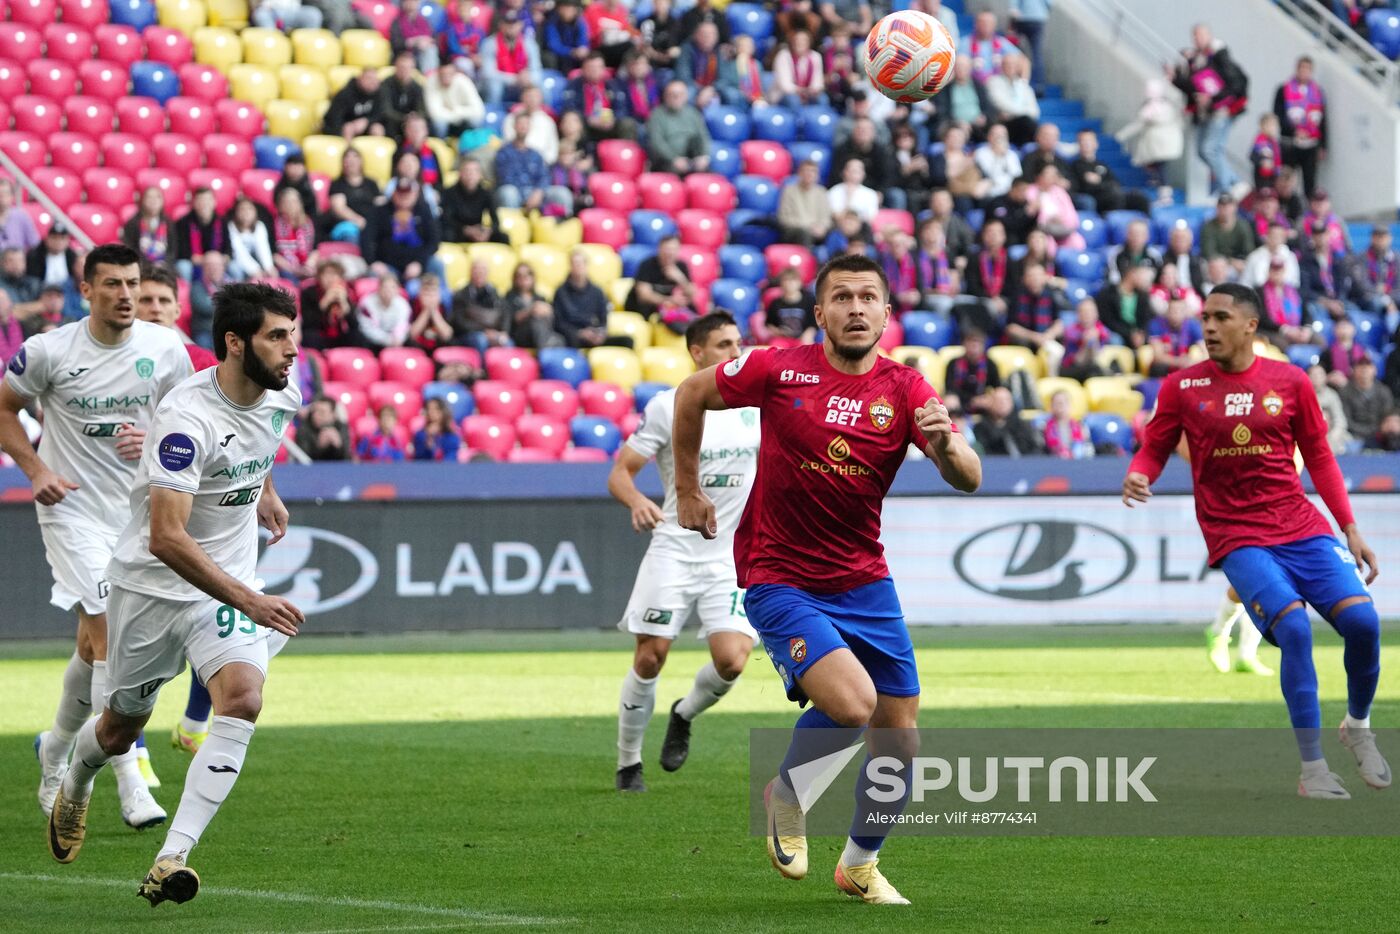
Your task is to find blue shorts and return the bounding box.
[1221,535,1371,644]
[744,577,920,705]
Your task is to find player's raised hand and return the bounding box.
[1122,471,1152,507]
[257,491,290,545]
[678,489,718,540]
[915,398,954,447]
[1345,525,1379,584]
[114,424,146,461]
[246,593,304,636]
[630,498,665,533]
[31,467,79,506]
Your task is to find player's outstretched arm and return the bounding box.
[608,446,665,532]
[149,486,304,636]
[0,382,78,505]
[257,475,290,546]
[1293,386,1377,582]
[673,366,729,540]
[915,398,981,493]
[1124,376,1184,507]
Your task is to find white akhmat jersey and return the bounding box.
[3,319,192,531]
[108,367,300,602]
[626,388,760,563]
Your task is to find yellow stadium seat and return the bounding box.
[608,278,633,312]
[517,243,569,294]
[988,344,1043,380]
[642,346,694,387]
[1188,344,1208,364]
[350,136,397,185]
[574,243,622,290]
[291,28,341,69]
[464,242,518,294]
[588,347,644,390]
[1092,390,1145,421]
[1084,375,1136,410]
[607,311,650,351]
[650,321,686,350]
[890,346,946,394]
[241,27,292,67]
[1095,345,1138,377]
[326,64,361,94]
[938,345,965,368]
[493,208,530,249]
[1136,344,1154,376]
[340,29,391,68]
[194,26,242,74]
[205,0,247,28]
[438,244,470,292]
[1036,377,1089,420]
[1254,340,1287,362]
[301,135,347,177]
[265,99,317,142]
[228,63,280,110]
[277,64,330,104]
[158,0,207,35]
[531,214,583,249]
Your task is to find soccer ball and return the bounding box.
[864,10,957,103]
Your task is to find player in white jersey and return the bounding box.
[46,282,305,909]
[608,313,761,792]
[0,243,192,828]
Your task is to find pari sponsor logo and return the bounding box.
[953,520,1136,601]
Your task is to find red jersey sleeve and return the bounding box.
[714,348,773,409]
[1128,374,1184,482]
[1292,370,1355,529]
[905,371,958,450]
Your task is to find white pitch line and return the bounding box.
[0,871,570,927]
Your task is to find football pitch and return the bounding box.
[2,623,1398,933]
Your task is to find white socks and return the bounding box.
[1210,597,1244,638]
[159,716,255,861]
[1345,713,1372,730]
[841,838,880,867]
[180,715,208,735]
[42,653,92,770]
[617,669,657,769]
[675,662,737,721]
[91,661,144,799]
[1236,610,1263,661]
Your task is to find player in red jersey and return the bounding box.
[673,254,981,905]
[1125,283,1387,799]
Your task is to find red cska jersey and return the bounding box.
[1129,356,1354,566]
[714,343,952,593]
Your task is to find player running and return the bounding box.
[609,312,760,792]
[1125,283,1387,800]
[46,282,305,908]
[0,244,192,828]
[674,255,981,905]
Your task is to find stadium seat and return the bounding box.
[253,135,300,171]
[597,138,644,177]
[531,214,581,250]
[733,174,780,215]
[872,208,915,237]
[537,347,590,388]
[422,380,474,421]
[751,106,797,144]
[156,0,206,34]
[1036,376,1089,418]
[585,350,643,392]
[461,415,515,460]
[605,311,649,352]
[900,311,957,349]
[796,103,838,144]
[514,243,567,296]
[572,243,622,291]
[570,415,622,455]
[11,0,58,26]
[576,378,631,423]
[237,168,278,210]
[1105,210,1150,246]
[515,414,570,458]
[326,63,360,95]
[135,166,188,205]
[677,246,720,287]
[0,132,46,174]
[44,25,95,65]
[561,446,608,463]
[1056,248,1105,282]
[0,61,24,101]
[62,97,116,138]
[709,278,759,319]
[628,381,666,414]
[462,241,516,293]
[1095,345,1139,377]
[1083,412,1131,452]
[763,244,817,282]
[130,61,180,103]
[1367,9,1400,58]
[193,26,242,73]
[340,28,390,68]
[1353,311,1386,352]
[989,344,1044,381]
[578,208,630,251]
[12,98,63,138]
[82,167,138,208]
[291,27,341,68]
[705,105,751,143]
[299,135,346,178]
[0,25,44,61]
[228,63,279,109]
[525,380,579,421]
[1078,214,1106,251]
[684,174,737,213]
[47,133,101,174]
[178,63,231,102]
[203,133,254,174]
[718,244,766,284]
[587,173,639,213]
[376,347,433,389]
[638,173,685,214]
[431,345,481,372]
[707,142,741,180]
[739,141,792,184]
[628,209,678,247]
[144,25,194,65]
[350,135,397,185]
[265,98,316,141]
[166,97,217,138]
[30,60,81,102]
[152,132,203,174]
[641,346,694,387]
[204,0,248,28]
[31,168,83,210]
[473,380,528,421]
[484,346,540,388]
[213,98,265,139]
[278,63,329,103]
[101,132,153,172]
[673,209,725,251]
[21,202,54,238]
[505,445,557,463]
[325,346,381,386]
[77,61,132,103]
[94,24,144,66]
[536,68,566,111]
[367,380,423,422]
[889,345,945,392]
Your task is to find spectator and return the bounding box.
[679,0,730,43]
[975,124,1023,199]
[1300,218,1357,321]
[984,54,1040,146]
[390,0,439,74]
[1340,356,1392,444]
[0,248,42,319]
[974,385,1041,456]
[1009,227,1062,293]
[187,250,230,348]
[771,30,825,108]
[409,273,454,351]
[172,187,228,282]
[819,0,873,38]
[442,158,507,244]
[1323,317,1368,389]
[1109,219,1163,284]
[1097,260,1155,347]
[965,218,1012,322]
[1005,262,1067,373]
[356,405,408,462]
[1370,410,1400,452]
[121,186,174,267]
[820,210,872,261]
[878,228,923,314]
[1386,343,1400,402]
[501,262,563,348]
[1147,296,1203,376]
[1021,123,1072,185]
[834,86,891,148]
[1250,113,1283,191]
[777,0,824,46]
[929,124,990,212]
[495,114,574,214]
[777,159,833,248]
[639,0,684,70]
[1275,165,1308,222]
[27,224,78,291]
[271,186,318,282]
[944,329,1001,414]
[935,58,992,144]
[59,254,84,322]
[1027,164,1083,251]
[720,33,769,110]
[1245,186,1291,244]
[645,81,711,174]
[626,234,695,322]
[1009,0,1051,90]
[0,290,24,366]
[227,196,277,280]
[1071,129,1148,215]
[1168,23,1249,197]
[450,260,511,353]
[585,0,638,67]
[378,51,427,139]
[959,10,1015,84]
[424,61,484,139]
[1307,363,1351,456]
[828,159,880,224]
[762,268,818,346]
[274,153,318,219]
[1199,192,1255,272]
[1114,78,1185,196]
[1060,298,1112,381]
[1162,224,1206,293]
[1203,255,1237,293]
[394,117,444,196]
[675,21,725,109]
[444,0,487,71]
[413,397,462,461]
[357,271,412,350]
[542,0,590,71]
[891,124,933,210]
[1358,226,1400,326]
[479,11,542,106]
[323,67,388,139]
[324,147,381,244]
[615,52,662,125]
[1044,389,1093,458]
[300,259,361,350]
[567,52,632,143]
[365,180,442,292]
[1242,221,1299,289]
[830,117,902,207]
[550,112,595,210]
[552,249,613,348]
[301,396,352,461]
[0,180,39,253]
[1258,259,1313,350]
[1299,188,1350,255]
[1149,260,1203,318]
[911,219,960,314]
[250,0,321,31]
[910,0,961,46]
[1274,56,1328,198]
[824,44,859,115]
[36,283,69,333]
[929,190,975,267]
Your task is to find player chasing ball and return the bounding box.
[609,313,761,792]
[1124,283,1389,799]
[46,282,306,907]
[674,255,981,905]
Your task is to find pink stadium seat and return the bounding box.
[83,167,137,209]
[690,282,712,316]
[597,139,644,176]
[23,202,54,238]
[676,245,719,287]
[142,26,194,66]
[484,346,540,388]
[323,382,369,422]
[77,61,132,102]
[115,96,166,136]
[586,173,639,213]
[0,61,25,101]
[675,209,727,250]
[238,168,280,210]
[48,132,102,173]
[63,97,117,137]
[0,25,44,62]
[202,134,255,175]
[166,97,217,138]
[764,243,817,282]
[432,345,481,371]
[507,447,557,463]
[309,172,330,213]
[134,167,187,206]
[578,380,631,422]
[93,24,143,67]
[561,446,608,463]
[525,380,579,421]
[61,0,112,30]
[683,173,737,212]
[0,102,9,133]
[213,99,265,138]
[578,208,629,250]
[325,347,381,386]
[461,415,515,461]
[739,140,793,182]
[152,133,203,174]
[618,410,643,440]
[367,381,423,422]
[0,131,46,174]
[66,203,121,243]
[379,347,434,388]
[31,168,83,210]
[101,132,153,172]
[878,317,905,351]
[352,0,400,36]
[12,97,63,137]
[178,64,230,104]
[638,172,685,214]
[43,25,95,65]
[9,0,57,26]
[317,241,360,260]
[473,380,528,421]
[514,414,569,458]
[26,62,79,102]
[872,208,915,237]
[351,277,378,303]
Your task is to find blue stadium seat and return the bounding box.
[130,62,180,104]
[1105,210,1151,246]
[1064,278,1096,305]
[419,0,449,31]
[964,208,985,232]
[1084,413,1130,452]
[732,221,780,250]
[253,136,299,171]
[633,381,670,413]
[719,244,766,283]
[110,0,158,30]
[797,104,839,144]
[539,348,591,388]
[709,142,741,178]
[788,141,831,178]
[1367,10,1400,58]
[901,311,957,349]
[735,174,780,214]
[619,243,655,279]
[1056,248,1104,283]
[422,381,475,421]
[1007,244,1029,261]
[726,209,762,235]
[1349,222,1374,249]
[1150,204,1207,244]
[537,69,567,111]
[1287,345,1322,370]
[629,209,678,246]
[705,105,751,143]
[1309,315,1334,345]
[1136,378,1161,412]
[752,106,797,143]
[727,2,774,41]
[710,278,760,318]
[1078,213,1106,250]
[482,105,507,136]
[1038,99,1083,119]
[571,415,623,454]
[1352,311,1387,352]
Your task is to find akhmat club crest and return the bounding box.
[1262,391,1283,417]
[789,637,807,663]
[869,396,894,431]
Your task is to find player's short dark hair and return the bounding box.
[685,311,738,350]
[140,262,179,296]
[212,282,297,361]
[1209,283,1263,319]
[814,254,890,304]
[83,243,142,284]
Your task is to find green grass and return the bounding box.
[2,624,1398,932]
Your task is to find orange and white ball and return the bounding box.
[864,10,957,103]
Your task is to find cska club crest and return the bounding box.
[789,637,807,663]
[1262,391,1283,417]
[869,396,895,431]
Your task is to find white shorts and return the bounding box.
[618,552,757,642]
[104,584,289,717]
[41,522,118,617]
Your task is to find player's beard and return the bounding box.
[831,331,882,361]
[243,348,290,391]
